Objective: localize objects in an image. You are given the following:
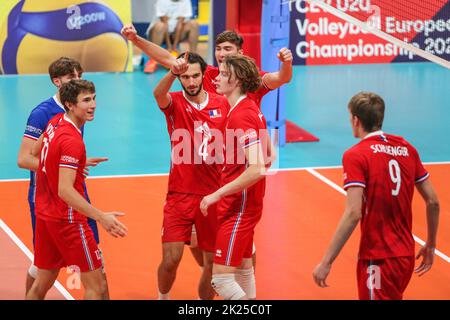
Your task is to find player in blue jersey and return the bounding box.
[17,57,110,298]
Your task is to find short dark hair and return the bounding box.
[177,51,207,74]
[60,79,95,112]
[223,55,261,94]
[348,92,385,132]
[216,30,244,49]
[48,57,83,80]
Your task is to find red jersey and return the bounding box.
[342,131,429,260]
[203,65,271,107]
[35,114,88,223]
[161,91,230,195]
[218,96,267,213]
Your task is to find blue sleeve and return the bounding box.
[24,108,49,140]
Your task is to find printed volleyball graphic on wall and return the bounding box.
[0,0,129,74]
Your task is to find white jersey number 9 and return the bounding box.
[388,159,401,196]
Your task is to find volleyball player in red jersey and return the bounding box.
[26,80,127,300]
[153,52,230,300]
[122,25,292,107]
[202,31,292,107]
[313,92,440,300]
[121,24,291,269]
[200,55,273,300]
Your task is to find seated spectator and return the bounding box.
[145,0,199,73]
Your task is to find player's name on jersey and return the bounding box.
[370,144,409,157]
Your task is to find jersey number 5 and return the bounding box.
[388,159,401,196]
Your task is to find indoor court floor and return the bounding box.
[0,61,449,299]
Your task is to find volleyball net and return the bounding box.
[302,0,450,68]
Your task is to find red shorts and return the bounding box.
[162,192,218,252]
[34,218,102,273]
[214,209,262,267]
[357,256,415,300]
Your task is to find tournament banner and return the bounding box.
[288,0,450,65]
[0,0,132,74]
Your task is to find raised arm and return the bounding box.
[262,47,293,90]
[121,24,176,68]
[153,53,189,108]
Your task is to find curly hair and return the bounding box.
[223,55,261,94]
[60,79,95,112]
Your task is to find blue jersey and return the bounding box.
[24,96,68,192]
[23,95,99,244]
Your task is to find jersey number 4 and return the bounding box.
[388,159,401,196]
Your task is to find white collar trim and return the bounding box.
[53,94,65,111]
[183,90,209,111]
[227,95,247,117]
[63,114,82,134]
[364,130,384,139]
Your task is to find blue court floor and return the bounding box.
[0,62,449,180]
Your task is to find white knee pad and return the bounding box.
[211,273,246,300]
[235,267,256,299]
[28,264,38,279]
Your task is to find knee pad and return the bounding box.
[28,263,38,279]
[211,273,246,300]
[235,267,256,299]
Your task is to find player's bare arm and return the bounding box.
[30,134,44,159]
[58,167,127,238]
[17,136,40,171]
[414,179,440,276]
[262,47,293,90]
[153,53,190,108]
[313,187,363,287]
[200,141,267,215]
[121,23,176,68]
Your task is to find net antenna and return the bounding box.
[294,0,450,69]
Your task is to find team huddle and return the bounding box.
[18,24,440,300]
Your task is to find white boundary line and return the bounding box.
[0,218,75,300]
[1,161,449,182]
[304,0,450,69]
[305,168,450,264]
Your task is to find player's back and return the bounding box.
[343,132,429,259]
[35,114,87,223]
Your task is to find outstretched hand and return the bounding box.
[100,212,128,238]
[86,157,109,167]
